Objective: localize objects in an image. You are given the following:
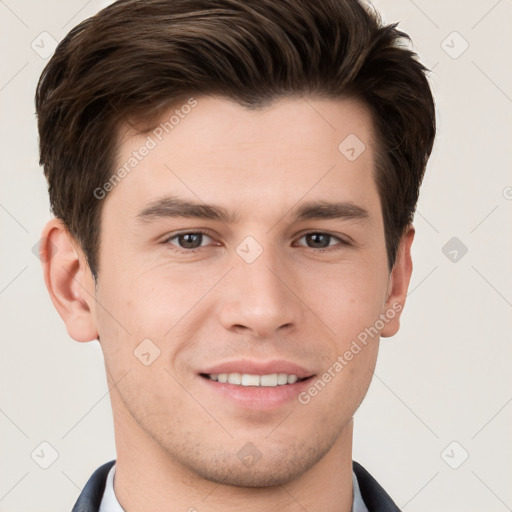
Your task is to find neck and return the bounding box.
[112,402,354,512]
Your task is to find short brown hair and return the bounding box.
[36,0,436,278]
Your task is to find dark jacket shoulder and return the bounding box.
[353,461,401,512]
[71,460,115,512]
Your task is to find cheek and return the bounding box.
[96,264,182,333]
[93,276,155,373]
[94,265,213,374]
[298,260,389,340]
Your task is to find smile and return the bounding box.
[202,372,304,387]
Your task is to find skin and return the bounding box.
[41,96,414,512]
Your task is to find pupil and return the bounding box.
[308,233,330,248]
[180,233,202,248]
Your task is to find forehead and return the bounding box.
[110,95,379,219]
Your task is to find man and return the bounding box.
[35,0,435,510]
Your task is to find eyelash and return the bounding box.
[163,230,350,254]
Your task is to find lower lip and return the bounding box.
[199,375,315,410]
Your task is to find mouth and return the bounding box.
[197,360,316,410]
[200,372,309,387]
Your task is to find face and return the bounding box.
[57,96,410,487]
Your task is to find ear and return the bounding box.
[380,226,415,338]
[40,218,98,342]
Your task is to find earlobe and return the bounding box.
[380,226,415,338]
[40,218,99,342]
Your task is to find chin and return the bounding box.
[173,438,332,488]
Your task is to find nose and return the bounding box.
[218,250,301,339]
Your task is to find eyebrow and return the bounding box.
[136,196,369,224]
[293,200,369,222]
[136,196,238,223]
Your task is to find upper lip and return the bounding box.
[199,359,315,379]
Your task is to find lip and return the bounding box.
[198,359,316,410]
[199,359,314,379]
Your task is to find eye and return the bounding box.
[295,232,346,250]
[165,231,214,250]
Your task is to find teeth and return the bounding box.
[227,372,242,385]
[241,374,260,386]
[260,374,277,386]
[207,372,301,386]
[277,373,288,385]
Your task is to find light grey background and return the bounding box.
[1,1,511,511]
